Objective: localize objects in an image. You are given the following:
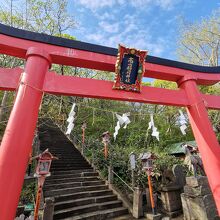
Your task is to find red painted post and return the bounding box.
[34,176,46,220]
[34,185,43,220]
[0,47,51,220]
[179,77,220,215]
[147,174,156,215]
[104,143,108,160]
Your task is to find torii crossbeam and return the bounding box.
[0,23,220,219]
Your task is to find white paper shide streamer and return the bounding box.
[178,110,187,135]
[113,113,131,140]
[66,103,76,135]
[148,114,159,141]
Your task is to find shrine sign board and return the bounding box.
[113,44,147,92]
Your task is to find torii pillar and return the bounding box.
[0,47,51,220]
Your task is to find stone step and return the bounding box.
[47,147,79,150]
[40,121,129,220]
[61,207,128,220]
[47,146,75,148]
[41,141,73,145]
[51,164,91,171]
[52,159,86,162]
[45,180,105,190]
[52,161,89,165]
[49,150,80,152]
[52,157,85,160]
[51,168,94,175]
[50,153,82,156]
[47,147,77,150]
[52,161,88,165]
[54,189,113,203]
[50,152,82,155]
[41,144,75,147]
[54,200,123,219]
[50,154,82,157]
[109,215,136,220]
[45,147,76,149]
[49,151,81,154]
[51,166,90,172]
[52,157,84,160]
[51,163,90,168]
[46,176,100,184]
[45,185,108,197]
[51,165,90,169]
[50,166,92,171]
[54,194,118,211]
[52,160,88,163]
[48,172,98,180]
[45,142,75,144]
[51,167,91,171]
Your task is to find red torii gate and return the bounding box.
[0,23,220,219]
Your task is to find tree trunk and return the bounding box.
[0,91,9,122]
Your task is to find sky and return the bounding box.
[68,0,220,61]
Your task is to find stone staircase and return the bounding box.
[39,122,133,220]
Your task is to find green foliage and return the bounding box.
[20,181,36,204]
[56,33,76,40]
[153,80,177,90]
[0,0,76,130]
[152,154,181,178]
[83,139,183,190]
[177,9,220,66]
[27,0,75,35]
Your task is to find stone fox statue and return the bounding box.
[181,143,205,177]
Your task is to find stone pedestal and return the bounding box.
[161,185,182,217]
[43,197,54,220]
[145,213,162,220]
[108,165,113,185]
[133,187,143,218]
[181,176,219,220]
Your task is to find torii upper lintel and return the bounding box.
[0,23,220,85]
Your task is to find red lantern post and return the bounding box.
[101,131,110,160]
[81,122,87,155]
[81,122,87,144]
[32,149,58,220]
[140,152,156,215]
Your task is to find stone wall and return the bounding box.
[181,176,219,220]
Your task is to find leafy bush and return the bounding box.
[20,181,36,205]
[84,139,182,191]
